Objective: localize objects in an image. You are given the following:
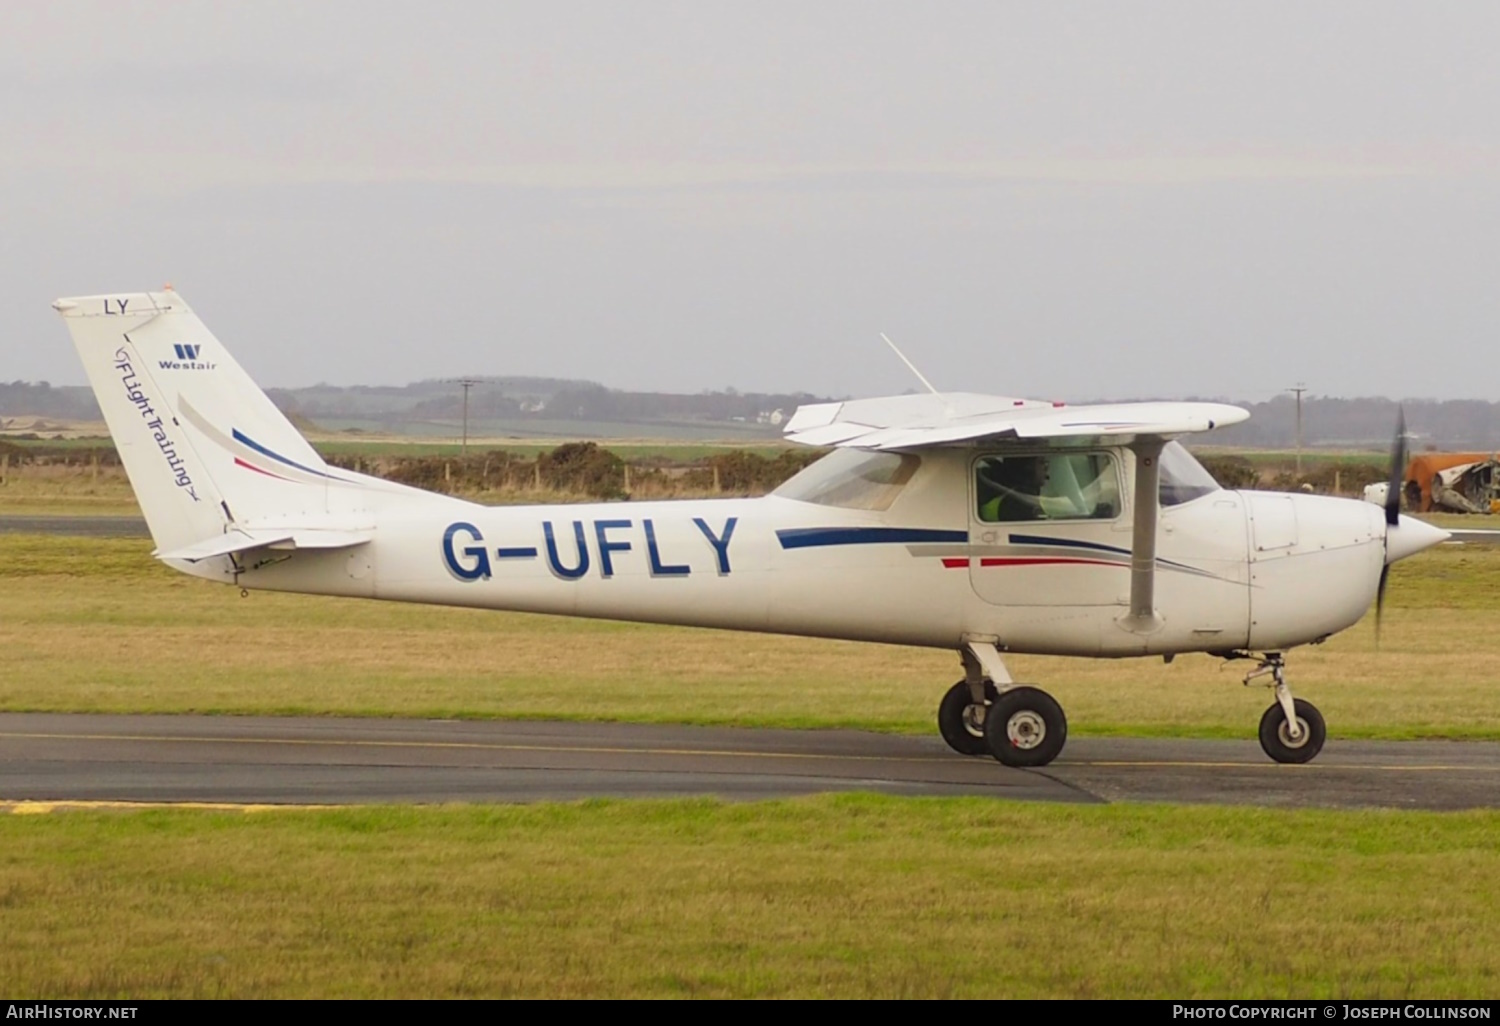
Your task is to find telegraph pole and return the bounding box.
[455,378,481,456]
[1288,383,1308,477]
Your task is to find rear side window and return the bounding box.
[775,450,920,511]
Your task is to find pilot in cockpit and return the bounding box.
[978,456,1050,522]
[978,453,1118,523]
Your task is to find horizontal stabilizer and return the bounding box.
[53,288,423,556]
[158,527,373,563]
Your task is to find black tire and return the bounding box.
[983,686,1068,767]
[1258,699,1326,764]
[938,680,997,756]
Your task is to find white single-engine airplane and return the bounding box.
[55,289,1451,767]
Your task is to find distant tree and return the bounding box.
[538,442,626,499]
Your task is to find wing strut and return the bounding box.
[1121,437,1165,634]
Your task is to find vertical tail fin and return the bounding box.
[53,290,347,553]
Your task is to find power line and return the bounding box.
[452,378,482,456]
[1288,383,1308,476]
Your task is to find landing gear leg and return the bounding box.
[937,647,999,756]
[936,640,1069,767]
[1243,653,1326,764]
[938,680,995,756]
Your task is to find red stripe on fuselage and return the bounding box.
[234,456,294,482]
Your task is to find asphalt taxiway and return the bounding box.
[0,515,149,537]
[1,714,1495,811]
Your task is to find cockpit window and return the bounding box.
[976,453,1120,522]
[1158,441,1222,506]
[774,450,920,511]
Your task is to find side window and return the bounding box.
[774,450,920,511]
[976,453,1120,523]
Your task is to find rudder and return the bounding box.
[53,289,342,554]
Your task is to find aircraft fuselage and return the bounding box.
[201,448,1390,658]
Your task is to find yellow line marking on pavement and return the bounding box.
[0,730,955,765]
[3,800,343,815]
[1067,760,1500,772]
[1,731,1493,773]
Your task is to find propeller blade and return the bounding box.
[1379,407,1405,646]
[1385,407,1407,527]
[1375,563,1390,645]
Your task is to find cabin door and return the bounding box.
[968,451,1131,607]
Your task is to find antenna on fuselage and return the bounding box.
[879,332,940,396]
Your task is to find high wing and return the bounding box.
[783,393,1249,450]
[782,391,1250,636]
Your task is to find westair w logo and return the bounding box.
[159,342,215,372]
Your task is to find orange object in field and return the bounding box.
[1404,453,1498,511]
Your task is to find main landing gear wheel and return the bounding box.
[938,680,998,757]
[983,686,1068,768]
[1258,698,1326,764]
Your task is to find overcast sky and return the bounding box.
[3,1,1499,401]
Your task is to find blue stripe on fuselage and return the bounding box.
[776,527,968,549]
[1006,533,1131,556]
[231,428,344,481]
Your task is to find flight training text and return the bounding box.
[113,347,200,502]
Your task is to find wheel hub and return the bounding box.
[1278,717,1310,749]
[1006,710,1046,750]
[962,703,986,737]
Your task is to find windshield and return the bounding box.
[1158,441,1221,506]
[774,450,920,511]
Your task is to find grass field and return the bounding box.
[0,466,139,516]
[3,800,1498,998]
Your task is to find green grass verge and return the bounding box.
[2,798,1497,998]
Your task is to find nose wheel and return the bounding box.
[1243,653,1326,764]
[1258,698,1326,764]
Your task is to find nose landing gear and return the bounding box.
[1243,653,1326,764]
